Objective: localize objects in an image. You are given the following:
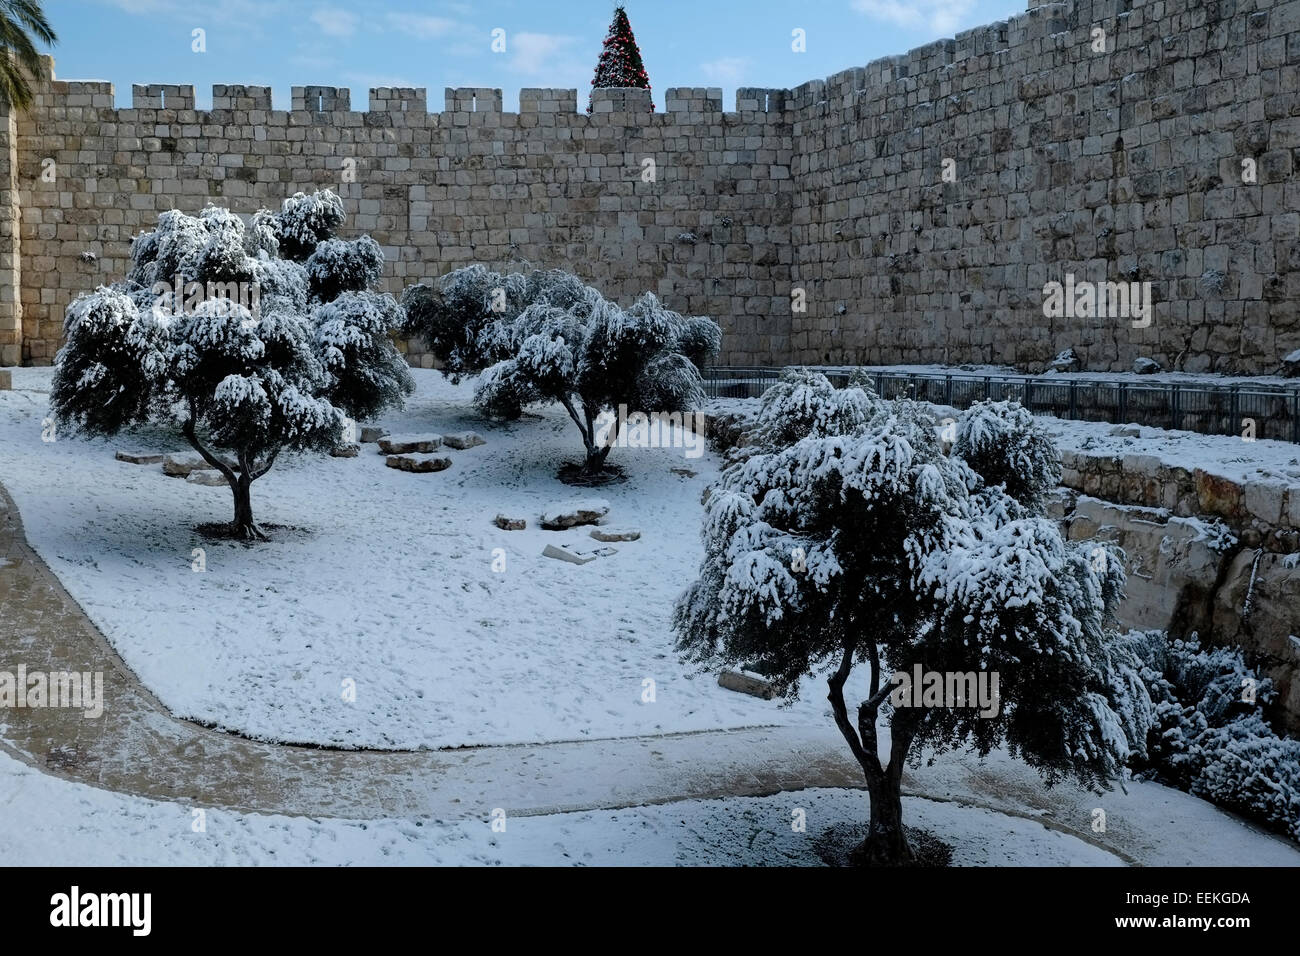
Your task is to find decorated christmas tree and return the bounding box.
[587,6,653,112]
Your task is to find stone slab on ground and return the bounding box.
[185,471,228,487]
[386,453,452,473]
[495,515,526,530]
[378,434,441,454]
[330,444,360,458]
[162,453,234,477]
[443,431,486,450]
[718,670,777,700]
[591,527,640,542]
[542,543,599,565]
[360,426,389,443]
[115,450,167,465]
[0,370,11,390]
[541,498,611,530]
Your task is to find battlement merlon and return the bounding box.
[52,81,113,109]
[589,87,653,114]
[520,89,579,113]
[214,85,273,111]
[369,87,428,112]
[131,84,195,110]
[291,86,350,112]
[445,88,502,112]
[664,88,722,113]
[735,88,788,113]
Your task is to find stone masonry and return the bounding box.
[4,0,1300,374]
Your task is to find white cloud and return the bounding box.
[384,13,460,39]
[700,56,752,85]
[311,7,359,38]
[851,0,977,35]
[508,32,581,77]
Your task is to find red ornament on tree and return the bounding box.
[587,6,654,112]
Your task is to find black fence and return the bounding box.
[702,366,1300,443]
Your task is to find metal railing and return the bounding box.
[702,366,1300,443]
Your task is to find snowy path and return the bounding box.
[2,477,1299,865]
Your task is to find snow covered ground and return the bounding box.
[0,367,845,749]
[1041,417,1300,488]
[5,366,1300,866]
[0,748,1119,866]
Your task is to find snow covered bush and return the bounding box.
[50,191,412,540]
[404,265,720,477]
[274,189,346,262]
[952,399,1062,509]
[1122,630,1300,843]
[674,315,723,370]
[674,369,1151,864]
[305,235,384,302]
[400,266,550,381]
[480,286,717,476]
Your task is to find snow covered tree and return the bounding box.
[674,370,1152,864]
[50,191,412,540]
[399,265,537,382]
[587,6,653,113]
[273,189,346,262]
[402,265,719,477]
[952,399,1062,510]
[473,273,718,477]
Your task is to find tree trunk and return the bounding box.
[581,407,617,475]
[230,473,265,541]
[826,641,919,866]
[582,445,611,475]
[854,773,914,865]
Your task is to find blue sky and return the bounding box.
[52,0,1026,111]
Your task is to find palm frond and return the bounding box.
[0,1,54,111]
[0,2,55,45]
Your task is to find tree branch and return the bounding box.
[251,446,281,481]
[885,708,927,787]
[864,679,895,715]
[182,399,238,487]
[827,640,883,785]
[558,395,592,452]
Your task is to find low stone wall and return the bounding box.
[1060,447,1300,553]
[1058,448,1300,731]
[1060,493,1300,732]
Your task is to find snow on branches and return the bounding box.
[674,369,1152,863]
[274,189,347,262]
[404,265,720,476]
[50,191,411,539]
[1122,630,1300,842]
[952,399,1063,509]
